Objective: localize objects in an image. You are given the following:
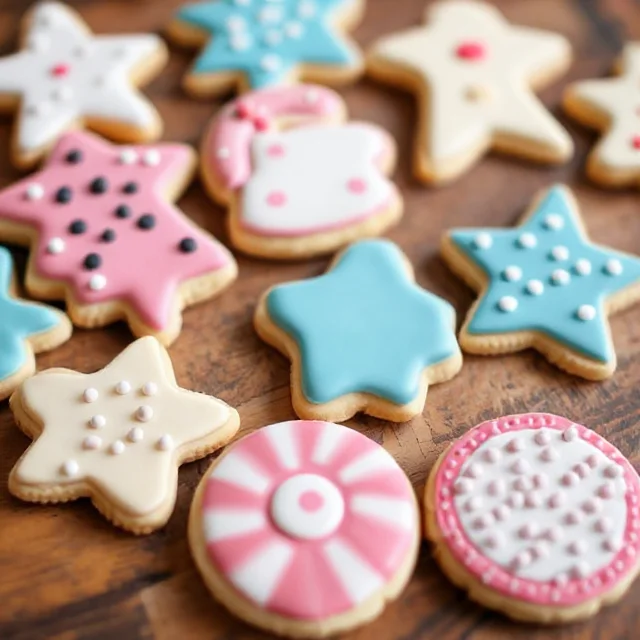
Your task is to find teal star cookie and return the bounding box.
[442,184,640,379]
[0,246,72,399]
[169,0,363,95]
[255,239,462,422]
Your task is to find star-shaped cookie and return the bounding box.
[9,336,240,534]
[0,1,167,168]
[0,246,71,400]
[255,239,462,422]
[564,43,640,188]
[442,185,640,379]
[0,130,237,345]
[367,0,573,184]
[168,0,364,95]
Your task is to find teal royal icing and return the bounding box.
[0,246,62,380]
[266,239,460,405]
[176,0,356,88]
[448,185,640,364]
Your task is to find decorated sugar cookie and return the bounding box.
[0,246,72,401]
[167,0,365,96]
[564,43,640,188]
[0,131,237,346]
[367,0,573,184]
[190,420,419,637]
[0,2,167,169]
[201,85,402,259]
[441,185,640,380]
[254,240,462,422]
[425,413,640,623]
[9,336,240,534]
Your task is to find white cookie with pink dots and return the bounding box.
[425,413,640,623]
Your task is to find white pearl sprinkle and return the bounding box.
[26,102,50,117]
[543,214,564,230]
[563,426,578,441]
[534,430,551,445]
[47,237,65,254]
[484,532,504,548]
[260,54,281,72]
[263,29,282,46]
[127,427,144,443]
[51,86,73,102]
[605,258,623,276]
[284,21,304,38]
[463,462,482,478]
[226,15,246,32]
[298,0,316,18]
[156,434,173,451]
[526,279,544,296]
[550,245,569,261]
[511,458,530,474]
[61,460,79,477]
[25,183,44,200]
[519,523,538,539]
[493,504,510,521]
[498,295,518,312]
[216,147,230,159]
[83,435,102,450]
[454,478,473,494]
[517,232,537,249]
[577,304,596,321]
[506,492,524,509]
[119,149,138,164]
[304,89,319,104]
[550,269,570,286]
[83,388,98,403]
[603,538,621,553]
[136,405,153,422]
[28,34,49,52]
[548,491,565,508]
[562,471,579,486]
[89,274,107,291]
[110,440,125,455]
[583,497,602,513]
[544,526,563,542]
[574,258,592,276]
[142,382,158,396]
[259,6,282,22]
[540,446,558,462]
[143,150,161,166]
[572,561,590,579]
[605,464,622,478]
[115,380,131,395]
[595,516,613,533]
[88,415,106,429]
[230,34,251,51]
[487,479,505,497]
[465,496,482,512]
[506,437,524,452]
[503,265,522,282]
[525,491,542,508]
[473,232,492,249]
[566,509,583,525]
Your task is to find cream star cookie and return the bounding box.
[8,336,240,534]
[564,43,640,188]
[367,0,573,184]
[0,1,168,169]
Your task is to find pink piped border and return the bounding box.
[433,413,640,606]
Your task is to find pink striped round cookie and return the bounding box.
[425,413,640,623]
[189,420,420,638]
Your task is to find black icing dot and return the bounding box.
[101,228,116,243]
[69,219,87,234]
[115,204,132,219]
[123,182,138,194]
[83,253,102,270]
[90,176,108,194]
[65,149,83,164]
[137,214,155,230]
[55,186,73,203]
[179,237,197,253]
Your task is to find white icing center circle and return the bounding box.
[270,473,345,540]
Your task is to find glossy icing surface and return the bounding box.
[201,420,418,619]
[266,240,460,405]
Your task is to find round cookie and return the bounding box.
[189,420,420,637]
[424,412,640,623]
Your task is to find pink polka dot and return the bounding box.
[51,63,70,77]
[632,136,640,149]
[299,490,324,512]
[267,144,285,158]
[347,178,367,194]
[266,191,287,207]
[455,41,486,61]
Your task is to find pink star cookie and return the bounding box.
[0,131,237,345]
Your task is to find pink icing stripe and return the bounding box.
[206,529,278,574]
[202,481,264,511]
[433,413,640,607]
[207,85,344,190]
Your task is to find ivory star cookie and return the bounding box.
[441,185,640,380]
[0,2,168,169]
[9,336,240,534]
[190,420,420,637]
[0,130,237,346]
[564,43,640,188]
[425,413,640,623]
[167,0,365,96]
[254,240,462,422]
[0,246,71,401]
[201,84,402,259]
[367,0,573,184]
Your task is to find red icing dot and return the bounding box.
[299,490,324,512]
[254,115,270,132]
[51,63,70,77]
[266,191,287,207]
[267,144,285,157]
[632,136,640,149]
[347,178,367,194]
[236,102,252,119]
[455,41,486,61]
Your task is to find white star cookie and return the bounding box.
[8,337,240,534]
[367,0,573,184]
[0,2,168,169]
[564,43,640,188]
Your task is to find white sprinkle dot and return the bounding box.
[575,259,592,276]
[128,427,144,443]
[88,415,106,429]
[572,560,590,579]
[226,15,246,32]
[25,183,44,200]
[540,446,558,462]
[47,237,65,254]
[260,54,281,72]
[511,458,530,474]
[503,265,522,282]
[543,214,564,230]
[259,6,282,22]
[605,258,623,276]
[89,274,107,291]
[506,437,524,452]
[498,296,518,312]
[115,380,131,395]
[143,150,161,166]
[119,149,138,164]
[534,430,551,445]
[577,304,596,321]
[526,279,544,296]
[263,29,282,47]
[61,460,79,477]
[156,434,173,451]
[304,89,319,104]
[230,34,251,51]
[550,245,569,261]
[110,440,125,455]
[518,232,537,248]
[298,0,316,18]
[51,85,73,102]
[284,21,304,38]
[83,435,102,450]
[83,388,98,403]
[562,471,579,486]
[142,382,158,396]
[216,147,230,159]
[454,478,473,494]
[563,426,578,441]
[483,447,501,463]
[551,269,570,285]
[136,405,153,422]
[473,232,492,249]
[605,464,622,478]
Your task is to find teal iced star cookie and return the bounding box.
[255,239,462,422]
[169,0,363,94]
[0,246,72,398]
[442,184,640,379]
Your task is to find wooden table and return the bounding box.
[1,0,640,638]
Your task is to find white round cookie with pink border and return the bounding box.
[189,420,420,637]
[426,413,640,623]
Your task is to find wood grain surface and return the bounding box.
[1,0,640,638]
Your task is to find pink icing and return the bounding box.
[206,85,344,190]
[201,420,417,621]
[433,413,640,607]
[632,136,640,150]
[455,41,486,60]
[0,131,231,330]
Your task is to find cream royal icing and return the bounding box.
[432,413,640,607]
[198,420,419,620]
[369,0,573,178]
[10,337,237,520]
[0,2,165,155]
[205,85,398,237]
